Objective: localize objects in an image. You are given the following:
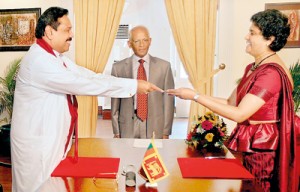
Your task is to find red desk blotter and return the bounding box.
[177,158,254,179]
[51,157,120,178]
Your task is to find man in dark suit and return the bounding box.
[111,25,175,139]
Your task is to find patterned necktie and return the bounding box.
[137,59,148,121]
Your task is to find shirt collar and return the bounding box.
[53,50,62,58]
[133,54,150,64]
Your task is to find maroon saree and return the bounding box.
[227,63,298,192]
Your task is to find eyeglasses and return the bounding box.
[131,38,150,45]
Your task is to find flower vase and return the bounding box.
[198,145,222,153]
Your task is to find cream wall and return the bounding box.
[1,0,298,86]
[217,0,300,99]
[0,0,299,128]
[217,0,300,130]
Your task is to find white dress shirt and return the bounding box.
[11,43,137,192]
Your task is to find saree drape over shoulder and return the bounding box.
[227,63,298,192]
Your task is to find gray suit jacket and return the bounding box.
[111,55,175,139]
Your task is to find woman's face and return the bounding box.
[244,23,270,57]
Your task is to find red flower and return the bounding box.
[185,112,228,150]
[201,120,213,130]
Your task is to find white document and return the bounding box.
[133,139,163,148]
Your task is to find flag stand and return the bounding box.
[138,131,169,185]
[146,132,157,189]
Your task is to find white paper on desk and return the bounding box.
[225,150,236,159]
[133,139,163,148]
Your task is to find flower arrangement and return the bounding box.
[186,111,228,151]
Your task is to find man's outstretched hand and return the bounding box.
[137,80,164,94]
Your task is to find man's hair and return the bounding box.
[251,9,290,51]
[35,7,68,38]
[128,25,150,41]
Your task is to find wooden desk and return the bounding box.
[46,138,261,192]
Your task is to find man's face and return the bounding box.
[51,15,73,53]
[128,28,151,58]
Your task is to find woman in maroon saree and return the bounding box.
[167,9,298,192]
[228,62,297,192]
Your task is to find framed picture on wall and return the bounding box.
[0,8,41,51]
[265,3,300,48]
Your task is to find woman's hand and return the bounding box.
[166,88,197,100]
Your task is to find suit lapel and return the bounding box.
[124,56,133,78]
[148,55,157,113]
[125,56,134,104]
[148,55,156,83]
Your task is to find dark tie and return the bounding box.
[137,59,148,121]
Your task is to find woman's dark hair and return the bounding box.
[35,7,68,38]
[251,9,290,51]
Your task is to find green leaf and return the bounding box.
[289,60,300,112]
[0,58,22,122]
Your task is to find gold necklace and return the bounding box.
[250,53,276,71]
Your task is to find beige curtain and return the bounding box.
[165,0,218,129]
[73,0,125,137]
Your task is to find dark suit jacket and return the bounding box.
[111,55,175,139]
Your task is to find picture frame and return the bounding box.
[0,8,41,51]
[265,3,300,48]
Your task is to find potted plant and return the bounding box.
[289,60,300,113]
[0,58,21,155]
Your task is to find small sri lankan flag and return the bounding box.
[138,139,169,184]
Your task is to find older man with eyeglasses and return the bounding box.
[111,25,175,139]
